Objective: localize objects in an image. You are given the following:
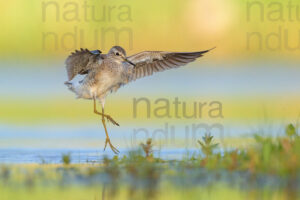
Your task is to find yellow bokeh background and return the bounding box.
[0,0,299,60]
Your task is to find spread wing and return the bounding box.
[65,48,103,81]
[127,48,214,81]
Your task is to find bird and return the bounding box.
[64,46,214,154]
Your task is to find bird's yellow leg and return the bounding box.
[101,107,120,154]
[93,98,119,126]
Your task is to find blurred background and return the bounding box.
[0,0,299,161]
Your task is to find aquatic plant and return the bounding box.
[62,153,71,165]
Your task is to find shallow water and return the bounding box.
[0,148,201,164]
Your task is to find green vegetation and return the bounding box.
[0,124,299,200]
[62,153,71,165]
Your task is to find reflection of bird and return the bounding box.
[64,46,213,154]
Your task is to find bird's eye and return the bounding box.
[116,52,120,56]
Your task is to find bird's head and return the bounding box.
[108,46,135,66]
[109,46,126,57]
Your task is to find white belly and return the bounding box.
[72,72,122,99]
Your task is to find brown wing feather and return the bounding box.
[127,48,214,81]
[65,48,103,81]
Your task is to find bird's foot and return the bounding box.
[105,115,120,126]
[104,138,120,154]
[94,110,120,126]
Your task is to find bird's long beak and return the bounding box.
[124,58,136,66]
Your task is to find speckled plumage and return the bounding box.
[64,45,213,154]
[65,46,212,104]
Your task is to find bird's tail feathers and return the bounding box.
[64,81,76,92]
